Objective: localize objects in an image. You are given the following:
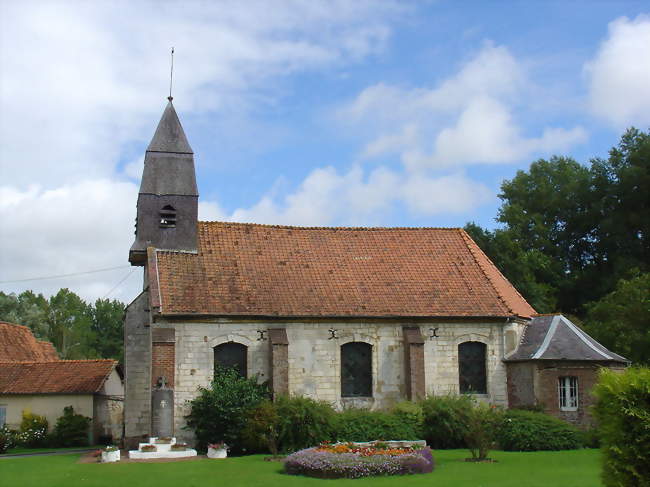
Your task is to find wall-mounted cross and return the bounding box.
[257,330,267,341]
[328,328,339,340]
[429,327,440,340]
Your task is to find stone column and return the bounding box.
[268,328,289,399]
[403,326,426,401]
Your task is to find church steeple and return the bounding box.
[129,99,198,266]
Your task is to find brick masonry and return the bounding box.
[506,360,626,427]
[152,328,176,388]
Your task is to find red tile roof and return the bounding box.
[0,322,59,362]
[151,222,536,318]
[0,359,117,394]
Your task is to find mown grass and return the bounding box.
[0,449,602,487]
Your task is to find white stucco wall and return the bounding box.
[0,394,93,432]
[166,319,514,439]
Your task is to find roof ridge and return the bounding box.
[198,220,462,231]
[0,359,116,365]
[0,321,31,330]
[458,228,515,316]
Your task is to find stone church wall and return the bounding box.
[166,319,516,440]
[123,291,152,448]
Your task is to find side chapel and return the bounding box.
[123,99,628,447]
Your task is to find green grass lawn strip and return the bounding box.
[0,449,602,487]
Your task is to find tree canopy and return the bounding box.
[466,127,649,363]
[0,289,125,362]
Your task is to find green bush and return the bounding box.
[497,409,582,451]
[592,367,650,487]
[464,403,503,460]
[243,396,335,454]
[392,401,424,437]
[0,427,16,453]
[185,366,269,453]
[51,406,91,447]
[275,396,336,452]
[332,409,421,442]
[17,411,48,448]
[420,395,473,449]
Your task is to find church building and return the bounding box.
[123,99,627,447]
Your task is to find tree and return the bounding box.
[464,223,557,313]
[91,299,125,363]
[583,272,650,365]
[47,289,95,360]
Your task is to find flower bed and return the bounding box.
[284,442,434,479]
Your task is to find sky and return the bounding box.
[1,0,649,304]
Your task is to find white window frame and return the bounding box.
[558,376,578,411]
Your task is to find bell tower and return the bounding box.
[129,98,198,265]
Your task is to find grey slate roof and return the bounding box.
[138,100,198,196]
[505,314,628,363]
[147,100,193,154]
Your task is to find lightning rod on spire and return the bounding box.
[168,47,174,101]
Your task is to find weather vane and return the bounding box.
[168,47,174,101]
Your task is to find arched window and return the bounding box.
[458,341,487,394]
[159,205,176,228]
[341,342,372,397]
[214,342,247,378]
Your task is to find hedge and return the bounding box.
[592,367,650,487]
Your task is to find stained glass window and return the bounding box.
[341,342,372,397]
[458,341,487,394]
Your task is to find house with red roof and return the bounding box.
[123,100,627,447]
[0,322,124,443]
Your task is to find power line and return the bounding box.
[102,268,137,299]
[0,265,132,284]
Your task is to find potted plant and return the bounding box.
[101,445,120,463]
[156,437,172,444]
[170,442,188,451]
[140,444,157,452]
[207,442,228,459]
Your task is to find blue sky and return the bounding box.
[1,1,649,302]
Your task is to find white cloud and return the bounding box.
[0,0,401,188]
[585,15,650,127]
[225,165,490,226]
[340,43,587,169]
[0,180,141,303]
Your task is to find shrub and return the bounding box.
[592,367,650,487]
[284,446,434,479]
[420,395,473,449]
[18,411,49,448]
[275,396,336,452]
[51,406,91,447]
[497,409,582,451]
[185,366,269,453]
[244,396,335,454]
[332,409,421,443]
[0,427,16,453]
[391,401,424,437]
[464,403,503,460]
[242,400,281,455]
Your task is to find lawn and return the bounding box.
[0,449,603,487]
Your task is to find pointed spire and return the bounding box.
[146,100,193,154]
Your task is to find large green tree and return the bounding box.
[469,128,649,316]
[0,289,125,362]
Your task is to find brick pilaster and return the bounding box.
[403,326,425,401]
[151,327,175,388]
[268,328,289,399]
